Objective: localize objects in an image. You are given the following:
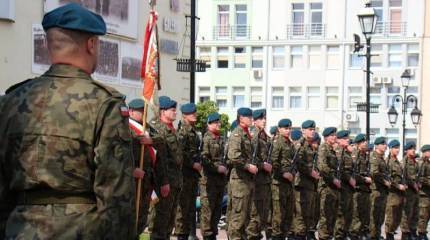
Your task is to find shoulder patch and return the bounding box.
[120,105,129,117]
[5,78,35,94]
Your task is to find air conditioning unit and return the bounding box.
[253,69,263,79]
[372,76,382,84]
[382,76,392,84]
[345,112,358,122]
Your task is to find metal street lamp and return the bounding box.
[401,69,412,88]
[387,106,399,126]
[357,2,377,38]
[411,107,423,126]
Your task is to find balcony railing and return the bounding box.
[374,22,407,37]
[286,23,326,39]
[213,25,251,40]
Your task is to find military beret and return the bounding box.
[128,98,145,110]
[237,107,252,117]
[302,120,316,129]
[252,109,266,120]
[230,120,238,131]
[322,127,337,137]
[159,96,177,110]
[278,119,292,128]
[42,3,106,35]
[354,134,367,144]
[388,139,400,149]
[404,141,416,151]
[291,129,302,141]
[270,126,277,135]
[421,144,430,153]
[180,103,196,114]
[336,130,350,139]
[374,137,387,145]
[312,132,321,143]
[207,112,220,123]
[368,143,375,151]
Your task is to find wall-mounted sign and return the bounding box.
[170,0,179,12]
[160,39,179,55]
[163,17,179,33]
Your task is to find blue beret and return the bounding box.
[128,98,145,109]
[421,144,430,153]
[354,134,367,144]
[278,119,292,128]
[404,142,416,151]
[237,107,252,117]
[252,109,266,120]
[230,120,238,131]
[291,129,302,141]
[388,140,400,148]
[42,3,106,35]
[368,143,375,150]
[302,120,316,129]
[159,96,177,110]
[336,130,350,139]
[270,126,277,135]
[374,137,387,145]
[312,132,321,143]
[322,127,337,137]
[207,113,220,123]
[180,103,196,114]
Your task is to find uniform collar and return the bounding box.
[43,64,92,79]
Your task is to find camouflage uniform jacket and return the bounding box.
[270,134,294,184]
[178,122,200,179]
[387,156,405,195]
[353,148,371,192]
[296,138,318,190]
[0,64,136,239]
[418,157,430,197]
[201,131,227,186]
[370,151,390,193]
[228,125,253,181]
[319,142,342,189]
[403,156,420,194]
[340,149,355,191]
[251,128,272,184]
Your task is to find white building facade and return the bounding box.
[196,0,425,145]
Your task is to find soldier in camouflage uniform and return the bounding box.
[247,109,273,239]
[270,119,295,240]
[310,132,322,236]
[401,142,420,240]
[334,131,357,240]
[350,134,372,240]
[417,145,430,240]
[384,140,406,240]
[147,96,183,240]
[0,4,136,239]
[369,137,390,240]
[227,107,257,240]
[291,120,320,240]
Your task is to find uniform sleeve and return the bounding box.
[421,162,430,188]
[92,99,136,239]
[228,132,247,171]
[201,136,220,173]
[271,140,282,179]
[148,125,168,187]
[342,153,354,183]
[297,144,313,177]
[319,144,335,184]
[371,154,386,186]
[281,143,294,175]
[179,128,195,170]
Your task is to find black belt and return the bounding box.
[16,190,96,205]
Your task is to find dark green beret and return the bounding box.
[237,107,252,117]
[252,109,266,120]
[322,127,337,137]
[159,96,177,110]
[207,113,220,123]
[404,142,416,151]
[312,132,321,143]
[336,130,350,139]
[421,144,430,153]
[180,103,196,114]
[291,129,302,141]
[301,120,316,129]
[374,137,387,145]
[354,134,367,144]
[42,3,106,35]
[230,120,238,131]
[128,98,145,110]
[388,140,400,148]
[270,126,277,135]
[278,119,292,128]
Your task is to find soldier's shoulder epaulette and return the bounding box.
[92,80,125,99]
[5,78,36,94]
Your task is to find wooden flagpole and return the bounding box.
[135,100,148,231]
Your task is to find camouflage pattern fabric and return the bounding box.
[418,157,430,234]
[400,156,420,235]
[384,157,405,234]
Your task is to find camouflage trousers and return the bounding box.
[350,190,371,237]
[418,195,430,234]
[199,181,225,237]
[148,186,181,239]
[400,190,419,234]
[385,192,405,234]
[175,177,199,235]
[312,187,320,232]
[271,181,294,238]
[318,186,340,240]
[246,182,272,239]
[137,175,154,234]
[334,188,354,239]
[227,178,255,240]
[370,190,388,239]
[291,187,316,237]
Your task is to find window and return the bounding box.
[370,87,382,108]
[326,87,338,109]
[198,87,210,103]
[215,86,227,108]
[235,5,247,37]
[289,87,302,109]
[348,87,362,109]
[291,46,303,68]
[199,47,211,68]
[272,46,285,69]
[250,87,263,108]
[272,87,284,109]
[217,5,230,37]
[232,87,245,108]
[405,128,417,144]
[389,44,402,68]
[371,0,383,33]
[217,47,229,68]
[389,0,402,34]
[386,128,399,143]
[350,47,363,68]
[327,46,340,69]
[371,44,383,67]
[292,3,305,35]
[370,128,381,143]
[252,47,263,68]
[309,46,321,69]
[310,3,323,36]
[234,47,246,68]
[387,86,401,108]
[407,44,419,67]
[307,87,320,109]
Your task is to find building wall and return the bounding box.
[420,1,430,145]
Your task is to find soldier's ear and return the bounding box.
[86,36,99,56]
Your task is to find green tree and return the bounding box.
[195,101,230,135]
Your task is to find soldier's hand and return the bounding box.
[160,184,170,198]
[218,165,227,174]
[398,184,406,191]
[247,164,258,175]
[193,162,202,172]
[333,179,341,189]
[133,168,145,179]
[349,178,356,188]
[413,183,419,192]
[283,172,294,182]
[263,162,272,173]
[384,180,391,188]
[139,134,153,145]
[311,170,320,180]
[364,177,372,184]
